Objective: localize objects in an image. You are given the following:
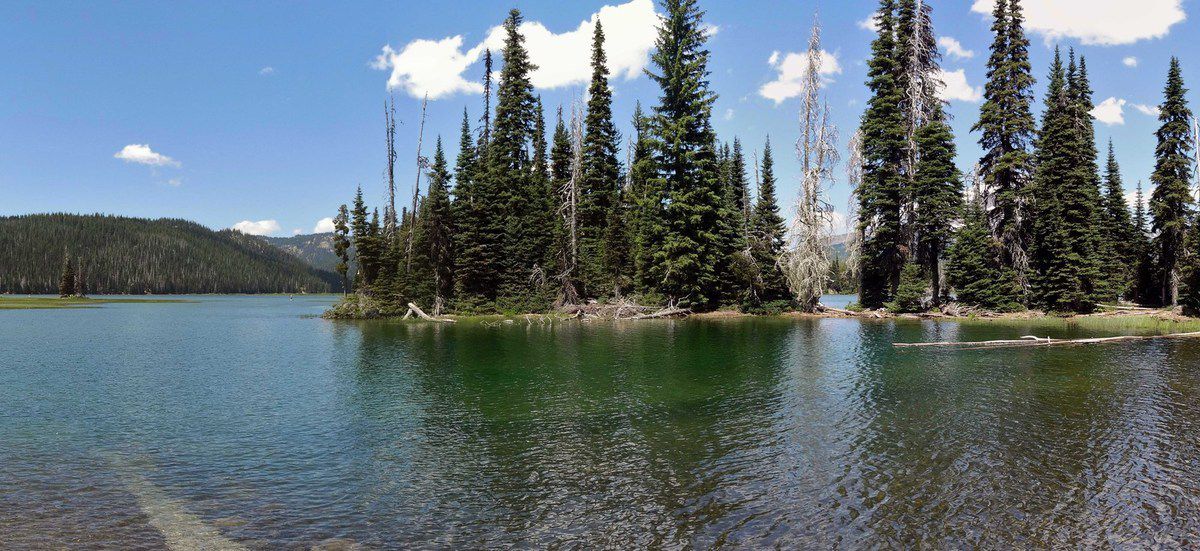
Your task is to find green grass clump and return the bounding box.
[0,296,190,310]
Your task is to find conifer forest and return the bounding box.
[330,0,1200,318]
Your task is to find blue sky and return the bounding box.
[1,0,1192,236]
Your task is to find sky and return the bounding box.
[1,0,1193,236]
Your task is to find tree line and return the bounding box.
[338,0,1200,317]
[1,214,339,294]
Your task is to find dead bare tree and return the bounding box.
[556,99,584,306]
[844,129,864,285]
[384,97,399,238]
[405,94,429,273]
[780,18,839,313]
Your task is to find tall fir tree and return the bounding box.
[1100,141,1138,299]
[424,138,455,312]
[972,0,1036,298]
[58,249,75,298]
[350,186,378,289]
[715,138,752,305]
[1150,57,1194,307]
[580,21,622,298]
[628,102,662,295]
[858,0,907,308]
[452,109,495,309]
[748,137,790,305]
[1133,181,1156,303]
[912,103,962,306]
[645,0,722,309]
[333,204,351,293]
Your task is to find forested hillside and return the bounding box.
[0,214,340,294]
[263,233,356,277]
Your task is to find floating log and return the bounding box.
[895,331,1200,349]
[407,302,456,323]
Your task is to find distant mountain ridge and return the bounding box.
[262,233,355,278]
[0,214,341,294]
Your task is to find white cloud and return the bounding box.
[166,178,182,187]
[723,108,734,121]
[971,0,1186,46]
[937,69,983,103]
[313,217,336,233]
[292,228,303,236]
[1133,103,1161,116]
[758,50,842,104]
[767,50,780,66]
[114,144,180,167]
[1123,56,1139,68]
[1091,97,1127,125]
[374,0,660,98]
[259,66,275,76]
[858,13,880,32]
[231,219,282,236]
[939,37,975,59]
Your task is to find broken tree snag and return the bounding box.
[407,302,456,323]
[894,331,1200,349]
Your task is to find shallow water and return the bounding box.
[3,295,1200,549]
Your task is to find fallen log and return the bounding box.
[628,306,691,320]
[895,331,1200,349]
[407,302,456,323]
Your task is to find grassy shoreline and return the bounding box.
[0,296,195,310]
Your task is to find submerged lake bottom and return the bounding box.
[3,295,1200,548]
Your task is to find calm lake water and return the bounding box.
[3,295,1200,549]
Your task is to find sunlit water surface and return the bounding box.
[3,295,1200,549]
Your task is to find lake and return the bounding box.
[3,295,1200,548]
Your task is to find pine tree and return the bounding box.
[858,0,907,308]
[749,137,789,305]
[580,21,622,298]
[350,186,377,289]
[1150,57,1194,307]
[645,0,722,309]
[948,193,1023,312]
[715,139,752,306]
[1133,181,1156,303]
[912,103,962,305]
[58,248,75,298]
[628,102,662,296]
[452,109,494,309]
[489,9,553,310]
[972,0,1036,296]
[888,262,927,313]
[333,204,351,293]
[1100,142,1138,299]
[74,257,86,297]
[424,138,455,313]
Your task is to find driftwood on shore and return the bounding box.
[559,300,691,321]
[405,302,455,323]
[894,331,1200,350]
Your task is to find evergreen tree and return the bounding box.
[452,110,495,309]
[333,204,351,293]
[912,103,962,305]
[1100,142,1138,299]
[858,0,907,308]
[972,0,1036,296]
[1150,57,1194,307]
[748,137,789,305]
[580,21,622,298]
[644,0,722,309]
[628,102,662,295]
[947,194,1023,312]
[350,186,377,289]
[1028,51,1103,313]
[489,9,553,310]
[58,249,75,298]
[1133,181,1156,303]
[549,106,580,303]
[74,257,86,297]
[888,262,927,313]
[424,138,455,312]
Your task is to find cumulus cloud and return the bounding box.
[259,66,276,76]
[858,13,880,32]
[971,0,1186,45]
[114,144,180,167]
[937,69,983,103]
[232,219,282,236]
[373,0,660,98]
[1133,103,1161,116]
[313,217,336,233]
[939,37,975,59]
[1123,56,1139,68]
[1091,97,1127,125]
[758,50,842,104]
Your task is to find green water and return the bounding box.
[3,295,1200,548]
